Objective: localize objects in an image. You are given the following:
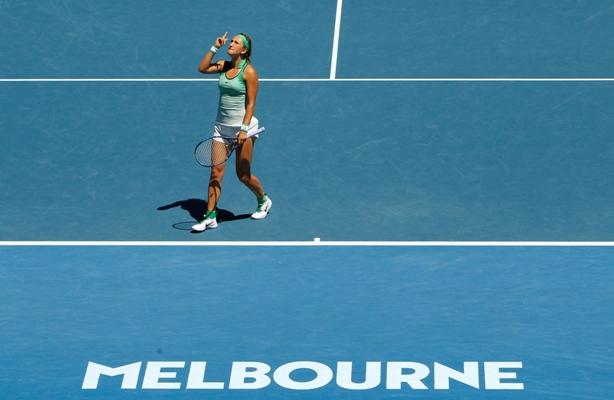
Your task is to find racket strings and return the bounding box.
[194,127,264,167]
[195,139,236,166]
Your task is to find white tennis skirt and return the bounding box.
[213,117,259,143]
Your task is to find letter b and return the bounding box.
[229,362,272,389]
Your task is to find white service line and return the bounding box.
[1,241,614,247]
[330,0,344,79]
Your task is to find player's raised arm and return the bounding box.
[198,32,228,74]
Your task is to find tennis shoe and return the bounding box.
[192,213,218,232]
[251,195,272,220]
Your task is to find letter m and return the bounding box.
[82,361,142,389]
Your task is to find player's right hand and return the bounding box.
[214,32,228,49]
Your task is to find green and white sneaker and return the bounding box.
[251,194,272,220]
[192,210,218,232]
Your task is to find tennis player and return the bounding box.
[192,32,272,232]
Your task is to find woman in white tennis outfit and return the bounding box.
[193,32,272,232]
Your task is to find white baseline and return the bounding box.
[3,78,614,82]
[1,241,614,247]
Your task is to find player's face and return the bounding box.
[227,36,247,56]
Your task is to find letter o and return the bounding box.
[273,362,333,390]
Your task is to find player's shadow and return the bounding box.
[157,199,251,231]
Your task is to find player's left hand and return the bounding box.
[236,130,248,146]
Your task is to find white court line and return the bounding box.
[3,78,614,82]
[330,0,344,79]
[1,241,614,247]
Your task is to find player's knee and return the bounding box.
[209,175,223,187]
[209,168,225,182]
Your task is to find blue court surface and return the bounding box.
[1,2,614,240]
[2,1,614,399]
[3,81,614,240]
[1,246,613,399]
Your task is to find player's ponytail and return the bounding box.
[239,32,252,63]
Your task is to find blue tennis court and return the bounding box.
[3,82,614,240]
[2,246,613,399]
[1,1,614,399]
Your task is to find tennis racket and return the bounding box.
[194,127,266,167]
